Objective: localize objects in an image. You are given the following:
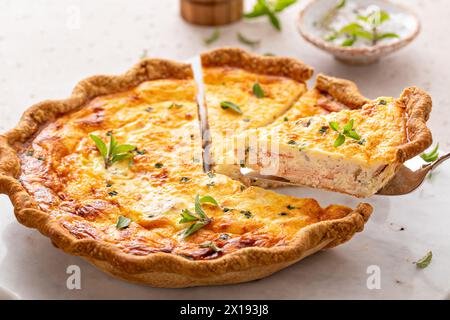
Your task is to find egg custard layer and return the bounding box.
[18,77,354,260]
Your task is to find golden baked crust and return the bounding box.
[0,54,372,287]
[201,47,314,82]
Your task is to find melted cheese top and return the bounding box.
[19,77,351,260]
[203,67,307,145]
[270,88,350,126]
[256,99,407,164]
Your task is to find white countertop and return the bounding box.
[1,0,449,299]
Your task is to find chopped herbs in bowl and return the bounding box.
[297,0,420,64]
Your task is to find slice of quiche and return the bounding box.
[200,48,313,167]
[217,86,432,197]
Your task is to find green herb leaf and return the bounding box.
[273,0,297,13]
[181,220,210,238]
[90,133,135,168]
[341,37,356,47]
[180,177,190,183]
[377,33,400,40]
[168,103,183,109]
[287,204,296,210]
[204,29,220,45]
[199,241,222,252]
[336,0,346,9]
[244,0,269,18]
[116,215,131,230]
[267,9,281,31]
[334,133,346,147]
[252,82,265,98]
[111,153,134,163]
[339,22,364,35]
[241,210,252,218]
[220,101,243,115]
[179,209,199,223]
[345,130,361,140]
[154,162,164,168]
[199,195,219,207]
[421,144,439,162]
[237,32,261,48]
[90,134,108,160]
[319,126,329,135]
[329,121,340,131]
[343,119,354,133]
[415,251,432,269]
[114,144,136,154]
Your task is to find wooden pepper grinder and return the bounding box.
[180,0,243,26]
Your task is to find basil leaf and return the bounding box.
[108,133,117,159]
[345,130,361,140]
[204,29,220,45]
[273,0,297,13]
[237,32,261,48]
[244,0,269,18]
[114,144,136,154]
[343,119,354,132]
[116,215,131,230]
[421,144,439,163]
[220,101,243,115]
[111,153,134,164]
[329,121,340,131]
[339,23,364,35]
[199,195,219,206]
[336,0,346,9]
[341,37,356,47]
[90,134,108,161]
[377,33,400,40]
[267,9,281,31]
[181,220,210,238]
[179,209,199,223]
[199,241,222,252]
[415,251,432,269]
[252,82,265,98]
[334,133,346,147]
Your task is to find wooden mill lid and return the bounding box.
[180,0,243,26]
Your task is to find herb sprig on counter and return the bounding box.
[415,251,432,269]
[329,119,362,147]
[204,29,220,45]
[237,32,261,48]
[179,195,219,238]
[90,132,136,169]
[244,0,297,31]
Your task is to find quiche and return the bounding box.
[216,76,432,197]
[0,55,372,287]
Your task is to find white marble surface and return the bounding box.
[0,0,449,299]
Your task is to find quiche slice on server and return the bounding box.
[216,80,432,197]
[0,56,372,287]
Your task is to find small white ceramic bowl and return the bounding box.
[297,0,420,65]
